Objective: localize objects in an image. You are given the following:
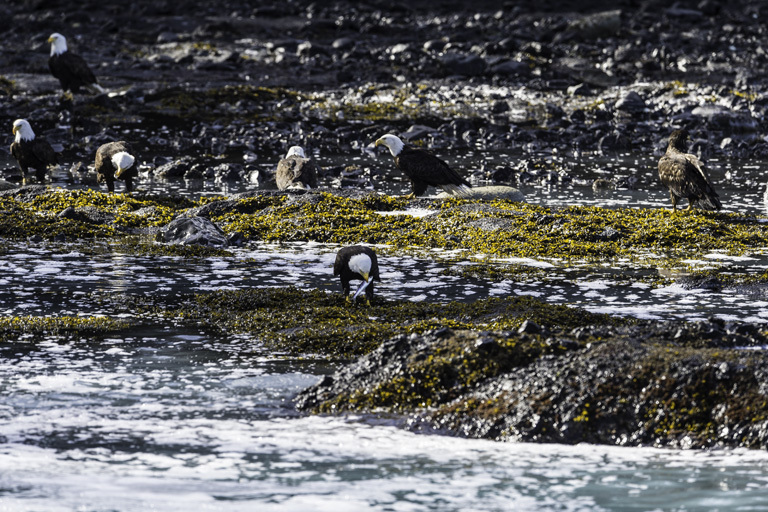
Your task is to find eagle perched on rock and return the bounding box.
[48,33,105,97]
[276,146,319,190]
[10,119,58,184]
[658,129,721,211]
[375,134,471,199]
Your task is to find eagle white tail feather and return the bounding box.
[87,83,106,94]
[441,184,473,197]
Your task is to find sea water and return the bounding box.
[1,243,768,511]
[2,330,768,512]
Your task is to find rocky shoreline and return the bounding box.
[2,0,768,449]
[0,186,766,448]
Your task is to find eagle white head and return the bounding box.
[285,146,306,158]
[48,33,68,56]
[374,134,404,157]
[348,252,373,283]
[112,152,135,178]
[12,119,35,142]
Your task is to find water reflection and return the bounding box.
[4,151,768,215]
[1,243,766,323]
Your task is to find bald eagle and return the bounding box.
[48,33,105,97]
[94,141,137,193]
[333,246,381,304]
[374,134,471,199]
[658,129,721,211]
[10,119,59,184]
[276,146,319,190]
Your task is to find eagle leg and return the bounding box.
[401,192,415,200]
[670,192,677,210]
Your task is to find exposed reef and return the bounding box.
[1,188,766,267]
[296,324,768,449]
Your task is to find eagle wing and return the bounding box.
[368,249,381,281]
[333,249,347,276]
[31,139,58,166]
[49,52,98,90]
[658,152,721,209]
[397,148,469,188]
[276,157,318,190]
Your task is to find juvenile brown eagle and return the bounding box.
[10,119,58,184]
[374,134,471,199]
[658,129,721,211]
[276,146,319,190]
[48,33,105,97]
[94,141,137,193]
[333,246,381,305]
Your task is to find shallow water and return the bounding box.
[2,149,768,510]
[4,150,767,215]
[3,332,768,512]
[1,243,767,323]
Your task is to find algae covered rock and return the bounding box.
[297,325,768,449]
[157,216,228,246]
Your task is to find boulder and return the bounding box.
[437,185,525,202]
[157,216,228,247]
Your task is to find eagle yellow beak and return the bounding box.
[374,139,383,147]
[12,126,18,135]
[115,166,125,178]
[47,36,54,43]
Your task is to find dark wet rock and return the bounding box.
[567,83,591,97]
[615,90,646,114]
[490,59,529,77]
[331,165,373,189]
[401,124,436,141]
[559,10,621,41]
[597,226,621,241]
[0,185,51,202]
[213,163,243,182]
[297,325,768,449]
[517,319,542,334]
[678,274,723,292]
[690,105,757,133]
[440,52,485,77]
[592,178,614,190]
[157,216,228,247]
[665,7,703,19]
[57,206,117,225]
[154,156,196,179]
[598,131,632,153]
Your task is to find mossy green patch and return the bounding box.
[211,192,768,263]
[0,315,130,343]
[148,287,618,360]
[0,188,200,240]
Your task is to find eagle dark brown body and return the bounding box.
[333,246,381,303]
[94,141,137,193]
[658,130,721,211]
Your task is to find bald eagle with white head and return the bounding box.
[334,246,381,305]
[48,33,105,97]
[10,119,59,184]
[276,146,319,190]
[658,129,721,211]
[374,134,471,199]
[94,141,137,193]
